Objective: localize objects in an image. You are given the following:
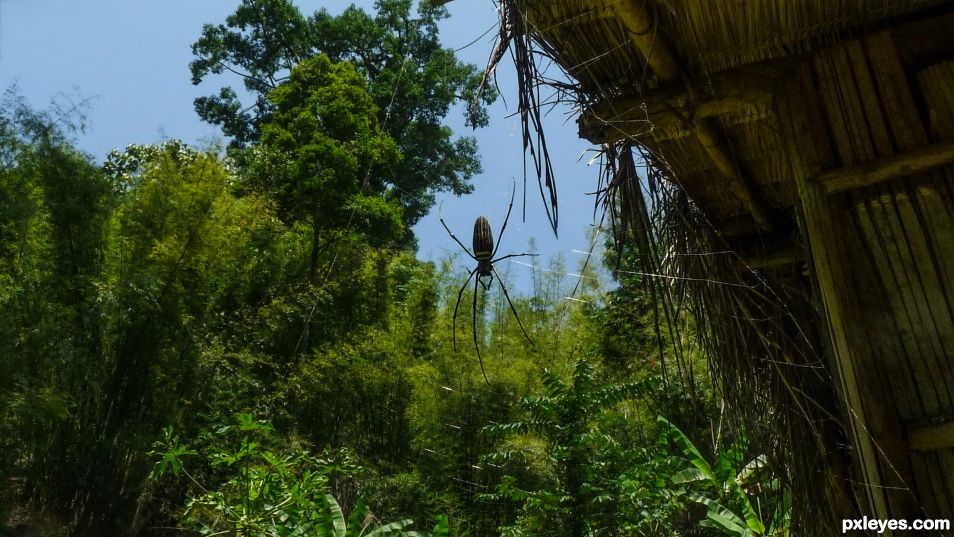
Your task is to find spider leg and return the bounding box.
[472,272,490,385]
[491,266,534,347]
[491,183,518,258]
[439,201,478,261]
[452,268,479,352]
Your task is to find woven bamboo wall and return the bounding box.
[778,29,954,524]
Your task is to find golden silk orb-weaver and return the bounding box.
[439,185,537,383]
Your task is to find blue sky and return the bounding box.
[0,0,607,293]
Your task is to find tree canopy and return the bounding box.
[246,54,403,277]
[190,0,495,238]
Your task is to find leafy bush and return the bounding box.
[151,414,447,536]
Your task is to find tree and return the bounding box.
[246,53,403,279]
[0,92,117,524]
[190,0,495,237]
[47,140,281,535]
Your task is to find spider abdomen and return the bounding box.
[472,216,494,261]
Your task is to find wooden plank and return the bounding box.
[812,49,856,167]
[814,141,954,194]
[937,450,954,514]
[853,198,934,420]
[865,192,946,416]
[910,423,954,451]
[865,38,954,419]
[910,454,942,520]
[876,189,954,410]
[918,451,954,518]
[839,197,927,523]
[894,184,954,409]
[814,44,876,166]
[919,63,954,141]
[844,39,894,158]
[912,177,954,333]
[865,32,928,151]
[916,65,954,344]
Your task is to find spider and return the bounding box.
[439,185,537,383]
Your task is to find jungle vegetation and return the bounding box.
[0,1,789,536]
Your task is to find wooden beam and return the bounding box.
[779,62,898,524]
[611,0,680,81]
[909,422,954,451]
[735,242,802,270]
[742,250,799,270]
[598,0,773,231]
[814,140,954,194]
[579,59,795,144]
[579,88,771,144]
[695,122,773,230]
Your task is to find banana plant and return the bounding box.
[658,416,790,537]
[307,493,448,537]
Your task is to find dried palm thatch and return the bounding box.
[595,141,855,533]
[479,0,563,236]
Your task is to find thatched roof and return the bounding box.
[528,1,948,87]
[482,0,954,533]
[521,0,953,236]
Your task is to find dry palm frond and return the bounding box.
[479,0,561,237]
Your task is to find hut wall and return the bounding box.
[777,28,954,527]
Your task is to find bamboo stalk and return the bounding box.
[603,0,773,230]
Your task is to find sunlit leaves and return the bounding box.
[658,417,787,536]
[190,0,494,233]
[152,415,435,536]
[243,54,404,272]
[151,426,198,478]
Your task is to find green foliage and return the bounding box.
[248,54,403,244]
[284,329,414,468]
[659,417,791,537]
[0,90,732,537]
[190,0,495,234]
[483,359,661,537]
[0,93,115,522]
[152,414,442,536]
